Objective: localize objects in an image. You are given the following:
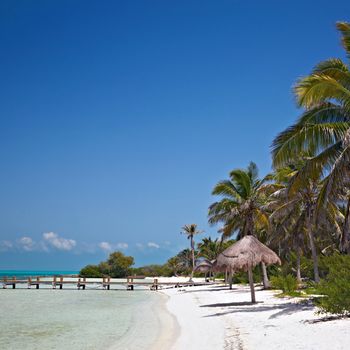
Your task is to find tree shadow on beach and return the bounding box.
[200,300,314,319]
[179,285,237,293]
[304,314,350,324]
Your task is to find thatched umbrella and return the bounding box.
[216,235,281,303]
[194,259,212,272]
[194,259,213,281]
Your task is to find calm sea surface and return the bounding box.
[0,271,173,350]
[0,270,79,278]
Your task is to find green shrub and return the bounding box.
[315,254,350,316]
[270,274,298,294]
[79,264,103,278]
[232,266,261,284]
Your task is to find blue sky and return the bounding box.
[1,0,349,269]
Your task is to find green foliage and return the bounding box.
[132,264,172,277]
[315,254,350,315]
[79,251,134,278]
[79,264,103,278]
[232,266,261,284]
[208,162,273,238]
[106,251,134,277]
[270,274,298,294]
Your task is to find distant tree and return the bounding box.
[79,264,103,278]
[175,248,196,275]
[181,224,203,281]
[107,251,134,278]
[166,256,182,276]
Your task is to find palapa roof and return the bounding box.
[194,259,213,273]
[216,235,281,272]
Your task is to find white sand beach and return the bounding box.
[161,281,350,350]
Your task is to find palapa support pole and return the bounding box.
[247,267,256,303]
[228,270,233,290]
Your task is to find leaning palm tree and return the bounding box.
[181,224,203,281]
[208,162,277,288]
[272,22,350,253]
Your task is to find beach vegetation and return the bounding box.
[80,251,134,278]
[270,274,298,295]
[315,254,350,315]
[79,264,103,278]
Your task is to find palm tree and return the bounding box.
[271,22,350,253]
[208,162,276,288]
[268,163,343,283]
[197,237,222,261]
[166,256,182,277]
[181,224,203,281]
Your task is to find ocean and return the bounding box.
[0,270,79,278]
[0,271,176,350]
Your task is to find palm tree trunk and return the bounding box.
[247,266,256,303]
[190,235,195,281]
[307,208,320,283]
[261,262,270,289]
[340,196,350,254]
[296,246,302,283]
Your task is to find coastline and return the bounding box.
[160,282,350,350]
[149,292,180,350]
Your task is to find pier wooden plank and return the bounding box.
[1,276,215,290]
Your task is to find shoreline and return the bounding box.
[149,292,180,350]
[160,282,350,350]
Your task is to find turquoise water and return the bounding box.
[0,270,79,278]
[0,289,173,349]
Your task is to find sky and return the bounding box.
[1,0,350,270]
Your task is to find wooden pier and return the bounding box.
[1,275,211,290]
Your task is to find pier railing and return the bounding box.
[1,275,211,290]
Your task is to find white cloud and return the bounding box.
[99,241,112,252]
[147,242,160,249]
[0,240,13,252]
[99,241,128,252]
[116,242,128,249]
[43,232,76,251]
[18,236,35,251]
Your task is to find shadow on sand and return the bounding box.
[200,300,314,319]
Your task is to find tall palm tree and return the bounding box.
[272,22,350,253]
[208,162,276,288]
[181,224,203,281]
[268,163,343,283]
